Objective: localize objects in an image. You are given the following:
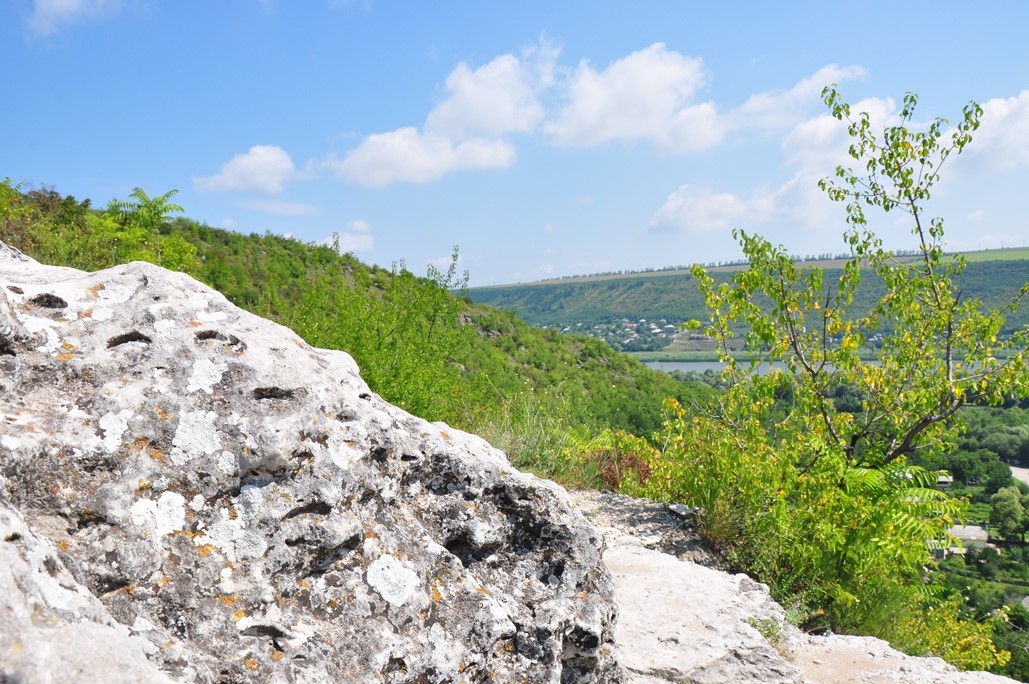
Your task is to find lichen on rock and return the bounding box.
[0,243,623,683]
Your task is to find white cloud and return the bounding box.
[329,128,515,187]
[27,0,121,36]
[781,96,894,171]
[333,39,555,187]
[650,185,748,233]
[965,90,1029,170]
[546,43,719,152]
[241,200,318,216]
[194,145,296,193]
[733,65,868,131]
[424,54,545,140]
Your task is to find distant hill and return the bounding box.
[467,252,1029,339]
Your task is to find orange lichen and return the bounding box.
[197,544,217,557]
[155,406,169,420]
[56,353,73,361]
[440,430,451,440]
[148,447,166,465]
[56,539,70,552]
[87,283,105,298]
[233,610,246,622]
[154,575,170,589]
[271,650,284,662]
[244,657,259,671]
[219,595,236,606]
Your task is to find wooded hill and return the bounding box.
[467,254,1029,336]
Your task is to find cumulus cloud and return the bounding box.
[332,44,868,187]
[546,43,721,152]
[650,185,748,233]
[27,0,121,36]
[425,54,547,140]
[333,40,556,187]
[194,145,297,193]
[240,200,318,216]
[327,128,516,187]
[733,64,868,131]
[964,90,1029,170]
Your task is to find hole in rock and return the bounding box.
[0,339,14,357]
[107,331,152,348]
[444,537,498,569]
[242,624,289,641]
[3,532,22,542]
[95,575,131,595]
[253,386,295,400]
[29,293,67,309]
[384,657,407,674]
[282,500,333,521]
[7,285,24,294]
[195,329,247,352]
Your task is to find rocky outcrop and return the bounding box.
[572,489,1017,684]
[0,243,622,683]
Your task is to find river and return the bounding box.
[644,360,789,375]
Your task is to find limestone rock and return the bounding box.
[0,245,622,683]
[571,488,1017,684]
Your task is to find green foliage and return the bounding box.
[107,187,185,267]
[990,487,1025,541]
[633,88,1029,670]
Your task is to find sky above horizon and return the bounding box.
[4,1,1029,286]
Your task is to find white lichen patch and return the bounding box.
[186,358,227,394]
[196,310,227,323]
[216,450,237,475]
[195,510,267,561]
[129,491,186,536]
[366,554,420,607]
[23,316,61,354]
[96,280,136,304]
[171,410,221,463]
[153,318,178,335]
[91,307,114,322]
[98,409,133,453]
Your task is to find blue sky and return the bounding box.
[4,1,1029,286]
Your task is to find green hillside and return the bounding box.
[0,180,711,485]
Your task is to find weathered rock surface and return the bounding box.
[0,243,622,683]
[572,489,1017,684]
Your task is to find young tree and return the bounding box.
[632,89,1027,668]
[107,187,184,266]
